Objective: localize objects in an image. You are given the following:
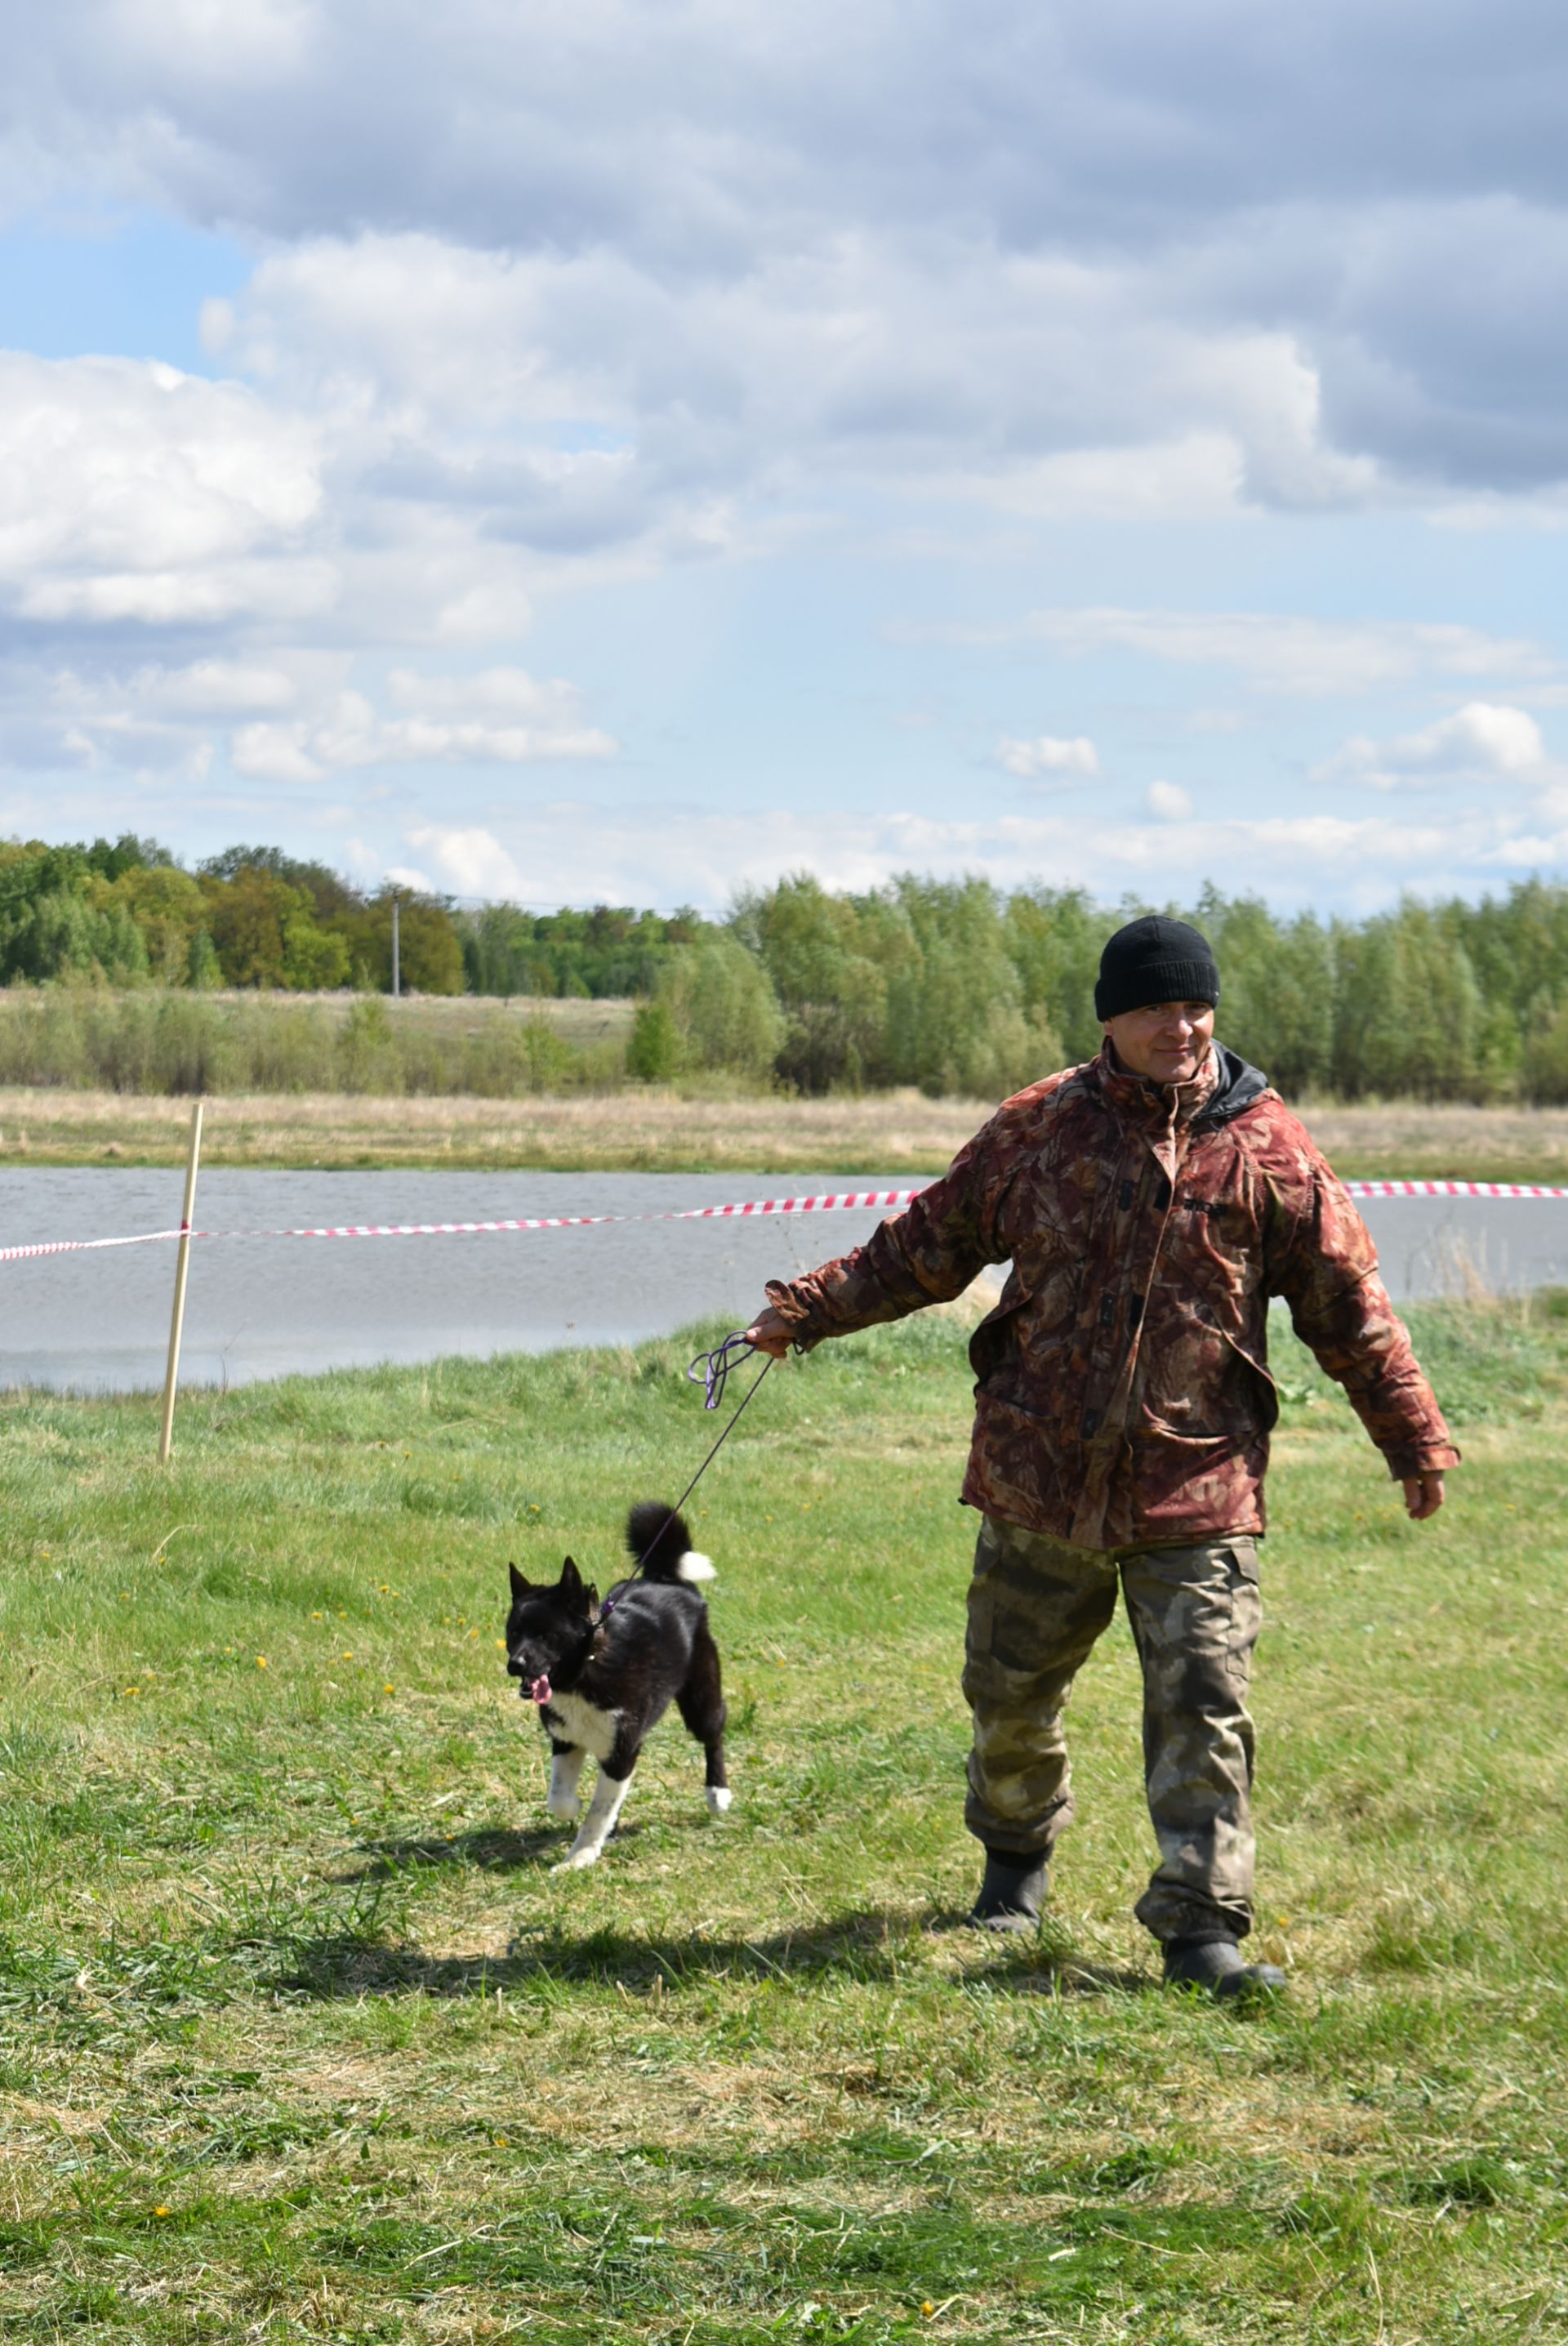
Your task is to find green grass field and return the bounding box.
[1,1300,1566,2343]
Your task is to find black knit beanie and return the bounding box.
[1094,916,1220,1021]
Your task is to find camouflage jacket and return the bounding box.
[765,1041,1459,1549]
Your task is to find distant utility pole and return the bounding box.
[391,891,400,998]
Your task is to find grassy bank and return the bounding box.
[1,1300,1566,2340]
[7,1085,1568,1180]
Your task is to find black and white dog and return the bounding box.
[504,1501,730,1871]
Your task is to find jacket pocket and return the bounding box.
[969,1282,1030,1384]
[1130,1428,1264,1535]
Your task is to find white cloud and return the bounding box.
[0,353,330,625]
[12,5,1568,520]
[229,679,617,782]
[1146,780,1194,821]
[135,659,301,714]
[202,225,1388,540]
[406,825,523,898]
[385,667,586,720]
[1313,701,1557,790]
[927,608,1561,698]
[383,797,1494,915]
[11,1,1568,911]
[995,733,1099,780]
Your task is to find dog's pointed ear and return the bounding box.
[508,1561,531,1599]
[559,1557,596,1617]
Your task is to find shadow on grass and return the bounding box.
[276,1905,1148,2001]
[324,1822,604,1880]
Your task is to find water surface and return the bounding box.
[0,1169,1558,1393]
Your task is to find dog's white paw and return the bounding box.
[546,1795,583,1821]
[550,1844,603,1873]
[706,1786,733,1817]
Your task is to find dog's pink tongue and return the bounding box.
[530,1675,552,1706]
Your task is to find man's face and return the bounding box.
[1102,999,1215,1085]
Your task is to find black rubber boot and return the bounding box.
[967,1850,1049,1933]
[1162,1935,1285,2000]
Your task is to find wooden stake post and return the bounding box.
[158,1100,204,1465]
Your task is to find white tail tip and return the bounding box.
[677,1551,716,1582]
[706,1786,733,1815]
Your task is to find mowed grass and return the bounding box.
[1,1303,1566,2343]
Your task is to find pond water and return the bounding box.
[0,1167,1561,1393]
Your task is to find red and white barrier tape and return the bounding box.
[0,1226,187,1263]
[1343,1179,1568,1198]
[3,1176,1567,1267]
[0,1186,926,1264]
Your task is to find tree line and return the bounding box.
[7,833,1568,1102]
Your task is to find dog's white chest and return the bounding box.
[541,1690,619,1761]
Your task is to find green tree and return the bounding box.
[1001,886,1105,1064]
[340,892,466,995]
[883,876,1052,1098]
[1521,992,1568,1102]
[732,876,889,1093]
[626,998,681,1081]
[1334,902,1486,1099]
[281,912,351,991]
[1192,889,1335,1097]
[461,903,556,997]
[202,867,302,988]
[658,936,785,1082]
[187,930,222,989]
[337,997,401,1092]
[104,865,208,984]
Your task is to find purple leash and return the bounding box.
[596,1332,776,1626]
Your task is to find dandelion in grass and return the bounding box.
[384,1684,394,1694]
[256,1657,268,1669]
[154,2206,171,2218]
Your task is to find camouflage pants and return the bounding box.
[962,1515,1262,1943]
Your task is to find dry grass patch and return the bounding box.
[7,1081,1568,1178]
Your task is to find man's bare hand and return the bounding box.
[1402,1471,1446,1521]
[744,1306,793,1359]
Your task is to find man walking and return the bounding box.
[746,915,1456,1999]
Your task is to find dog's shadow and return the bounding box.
[323,1822,643,1882]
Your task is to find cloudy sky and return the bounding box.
[5,1,1568,912]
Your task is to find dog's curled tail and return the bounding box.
[626,1500,716,1584]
